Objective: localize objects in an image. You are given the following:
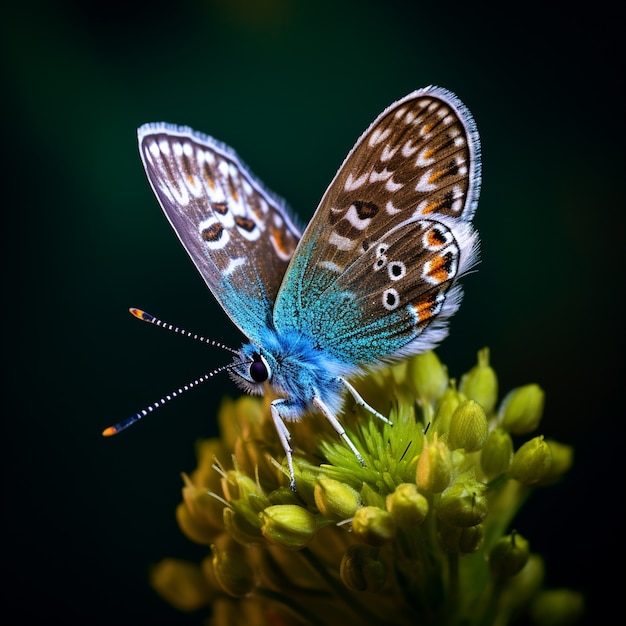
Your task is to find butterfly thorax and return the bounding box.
[230,326,353,421]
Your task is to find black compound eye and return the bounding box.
[249,354,269,382]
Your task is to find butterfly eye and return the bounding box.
[249,353,269,382]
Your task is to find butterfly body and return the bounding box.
[133,86,481,488]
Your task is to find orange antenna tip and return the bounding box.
[129,307,148,320]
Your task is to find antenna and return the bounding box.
[128,307,238,355]
[102,308,240,436]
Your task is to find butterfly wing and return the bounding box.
[138,124,301,343]
[273,86,480,365]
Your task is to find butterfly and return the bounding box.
[104,85,481,490]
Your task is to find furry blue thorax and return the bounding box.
[231,326,356,421]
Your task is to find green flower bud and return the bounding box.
[437,480,488,527]
[267,486,301,506]
[217,396,262,451]
[537,439,574,485]
[408,351,449,403]
[314,478,361,521]
[149,558,213,611]
[438,523,484,554]
[390,358,409,385]
[221,470,265,504]
[176,501,221,546]
[530,589,585,625]
[416,435,452,493]
[459,348,498,414]
[500,554,545,612]
[352,506,396,546]
[211,535,255,597]
[222,507,264,546]
[499,384,545,434]
[509,436,552,485]
[260,505,319,550]
[191,438,229,487]
[489,531,530,578]
[481,427,514,478]
[448,399,489,451]
[181,474,225,531]
[340,545,387,592]
[289,463,320,508]
[360,482,387,509]
[386,483,429,527]
[433,385,465,435]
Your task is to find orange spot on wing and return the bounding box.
[422,147,435,160]
[428,169,446,185]
[413,296,435,322]
[202,164,216,189]
[271,226,296,256]
[426,228,446,248]
[426,254,451,284]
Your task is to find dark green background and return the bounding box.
[3,1,623,624]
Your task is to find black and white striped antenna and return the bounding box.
[102,308,238,437]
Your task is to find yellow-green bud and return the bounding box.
[211,536,255,597]
[340,545,387,592]
[390,358,409,386]
[433,385,465,435]
[181,474,225,531]
[538,439,574,485]
[289,464,319,508]
[438,523,484,554]
[267,486,301,506]
[530,589,585,625]
[448,399,489,451]
[221,470,264,504]
[459,348,498,414]
[499,384,545,434]
[260,504,319,550]
[360,482,387,509]
[437,480,488,527]
[416,435,452,493]
[314,478,361,521]
[352,506,396,546]
[222,507,264,546]
[149,558,213,611]
[192,438,229,487]
[509,436,552,485]
[481,427,514,478]
[386,483,429,527]
[500,554,545,612]
[408,351,449,403]
[175,501,220,546]
[489,531,530,578]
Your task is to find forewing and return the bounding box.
[274,86,480,364]
[138,124,301,342]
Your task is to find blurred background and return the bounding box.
[3,1,623,623]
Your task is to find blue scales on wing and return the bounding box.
[137,123,301,344]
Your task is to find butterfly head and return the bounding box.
[230,344,275,396]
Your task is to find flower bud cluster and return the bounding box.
[149,349,577,626]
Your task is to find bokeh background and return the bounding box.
[3,1,623,624]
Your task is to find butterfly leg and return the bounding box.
[312,396,366,467]
[340,378,393,426]
[270,399,297,490]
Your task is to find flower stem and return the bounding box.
[255,586,326,626]
[300,547,383,624]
